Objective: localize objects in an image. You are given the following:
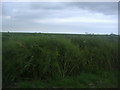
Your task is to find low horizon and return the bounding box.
[2,31,118,35]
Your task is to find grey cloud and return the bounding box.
[2,2,118,34]
[30,2,66,10]
[66,2,118,15]
[2,2,117,21]
[29,2,118,15]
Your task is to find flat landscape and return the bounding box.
[2,32,118,88]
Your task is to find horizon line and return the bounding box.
[1,31,118,35]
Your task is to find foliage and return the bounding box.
[2,33,118,88]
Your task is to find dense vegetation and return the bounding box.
[2,32,118,88]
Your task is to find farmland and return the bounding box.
[2,32,118,88]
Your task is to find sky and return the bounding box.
[2,2,118,34]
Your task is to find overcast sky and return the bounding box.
[2,2,118,34]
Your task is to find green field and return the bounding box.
[2,32,118,88]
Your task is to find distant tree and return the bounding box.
[85,32,88,34]
[110,33,116,36]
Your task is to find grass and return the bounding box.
[2,32,118,88]
[13,71,118,88]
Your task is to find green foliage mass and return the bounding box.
[2,33,118,88]
[15,71,118,88]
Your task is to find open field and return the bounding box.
[2,32,118,88]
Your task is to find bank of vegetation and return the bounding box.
[2,33,118,88]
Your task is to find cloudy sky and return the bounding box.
[2,2,118,34]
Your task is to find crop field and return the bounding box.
[2,32,118,88]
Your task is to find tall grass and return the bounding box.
[2,33,118,88]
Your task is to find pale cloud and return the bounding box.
[3,16,11,20]
[33,14,117,24]
[12,9,19,12]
